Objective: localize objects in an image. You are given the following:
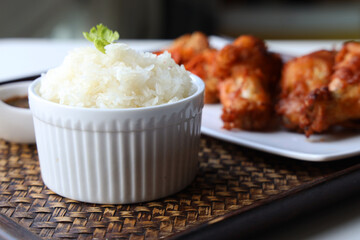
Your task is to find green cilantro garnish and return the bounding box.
[83,24,119,54]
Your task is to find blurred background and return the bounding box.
[0,0,359,40]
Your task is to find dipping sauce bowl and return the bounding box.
[0,81,35,144]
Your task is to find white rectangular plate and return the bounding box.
[201,104,360,161]
[201,37,360,162]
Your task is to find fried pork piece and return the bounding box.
[217,35,282,130]
[276,50,336,130]
[184,48,219,103]
[302,42,360,136]
[161,31,210,65]
[157,32,220,103]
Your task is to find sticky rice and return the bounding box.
[39,43,194,108]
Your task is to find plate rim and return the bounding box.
[201,124,360,162]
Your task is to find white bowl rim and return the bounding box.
[28,73,205,113]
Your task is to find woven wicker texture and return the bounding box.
[0,136,359,239]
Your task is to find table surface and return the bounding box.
[0,38,360,240]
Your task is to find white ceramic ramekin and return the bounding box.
[28,74,204,204]
[0,81,35,143]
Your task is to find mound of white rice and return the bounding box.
[39,43,194,108]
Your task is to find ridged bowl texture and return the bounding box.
[28,75,204,204]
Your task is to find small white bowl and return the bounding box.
[28,74,204,204]
[0,81,35,144]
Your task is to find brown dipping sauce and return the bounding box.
[4,95,29,109]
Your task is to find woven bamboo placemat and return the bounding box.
[0,135,359,239]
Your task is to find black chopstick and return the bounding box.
[0,74,41,86]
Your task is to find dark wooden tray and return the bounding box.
[0,135,359,239]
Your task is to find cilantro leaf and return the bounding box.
[83,24,119,53]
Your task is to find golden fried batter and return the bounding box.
[156,32,220,103]
[183,48,219,103]
[217,35,282,130]
[302,42,360,136]
[160,34,360,136]
[162,32,210,65]
[276,50,336,130]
